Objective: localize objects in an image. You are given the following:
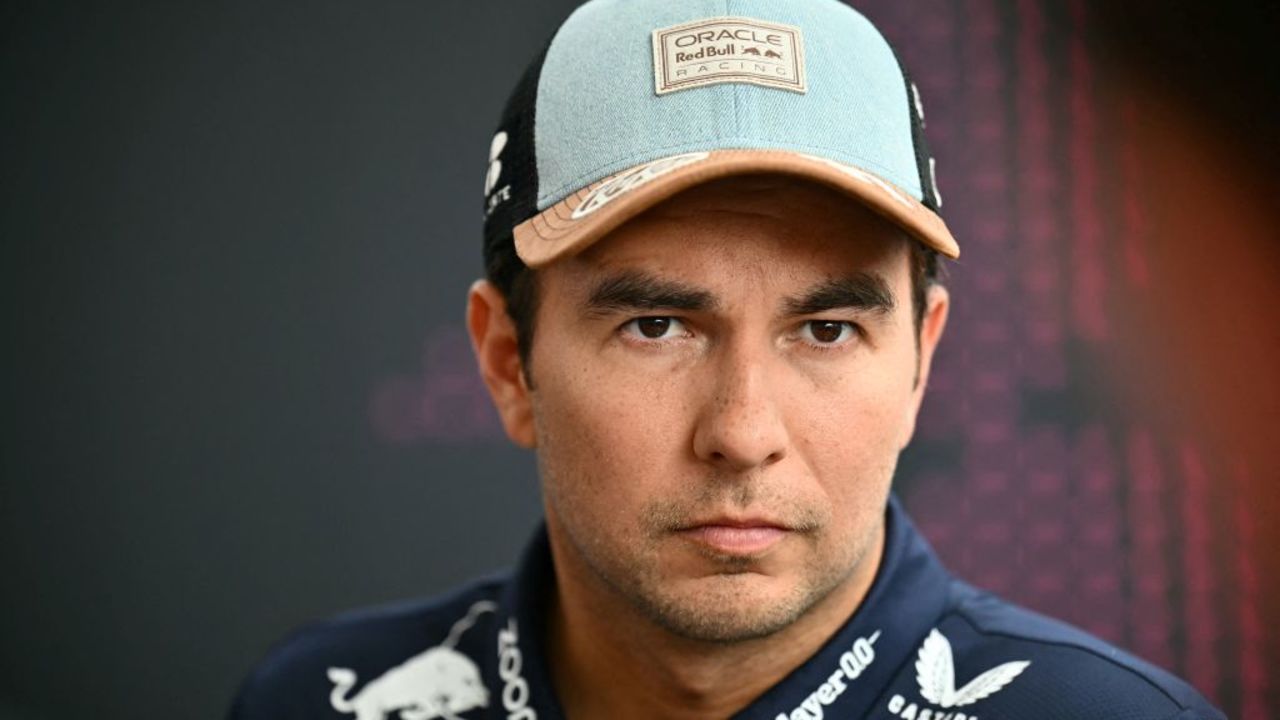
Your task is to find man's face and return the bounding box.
[516,176,947,642]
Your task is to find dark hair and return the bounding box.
[485,233,943,380]
[484,229,541,375]
[908,239,943,340]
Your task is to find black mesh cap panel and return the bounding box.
[891,51,943,213]
[482,39,552,290]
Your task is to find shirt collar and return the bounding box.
[732,494,952,719]
[496,494,952,720]
[496,525,567,720]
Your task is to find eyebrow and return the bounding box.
[782,273,897,316]
[580,269,896,318]
[584,270,718,314]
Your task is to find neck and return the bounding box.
[545,525,884,720]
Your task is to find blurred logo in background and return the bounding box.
[370,326,501,444]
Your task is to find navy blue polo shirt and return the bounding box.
[230,496,1224,720]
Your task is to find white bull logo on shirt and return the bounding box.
[327,601,496,720]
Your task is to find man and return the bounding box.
[231,1,1225,718]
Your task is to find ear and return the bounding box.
[901,283,950,449]
[466,279,536,448]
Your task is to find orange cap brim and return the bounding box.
[513,149,959,268]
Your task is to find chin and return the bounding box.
[634,573,824,643]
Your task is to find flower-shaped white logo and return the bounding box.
[915,628,1030,708]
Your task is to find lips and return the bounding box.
[678,518,790,555]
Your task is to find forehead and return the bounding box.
[548,174,914,296]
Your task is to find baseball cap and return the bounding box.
[482,0,959,271]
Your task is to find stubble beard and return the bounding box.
[545,468,871,645]
[620,526,864,644]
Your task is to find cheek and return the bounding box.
[786,362,912,490]
[530,346,695,521]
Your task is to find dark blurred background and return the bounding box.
[3,1,1277,718]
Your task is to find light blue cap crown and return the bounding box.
[503,0,958,266]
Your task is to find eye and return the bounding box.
[621,316,688,341]
[799,320,858,346]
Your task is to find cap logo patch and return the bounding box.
[652,16,806,96]
[571,152,709,219]
[484,130,512,216]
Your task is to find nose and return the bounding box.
[692,346,790,472]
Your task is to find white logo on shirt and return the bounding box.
[775,629,881,720]
[885,628,1029,720]
[497,617,537,720]
[326,601,495,720]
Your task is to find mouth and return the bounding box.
[676,517,791,556]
